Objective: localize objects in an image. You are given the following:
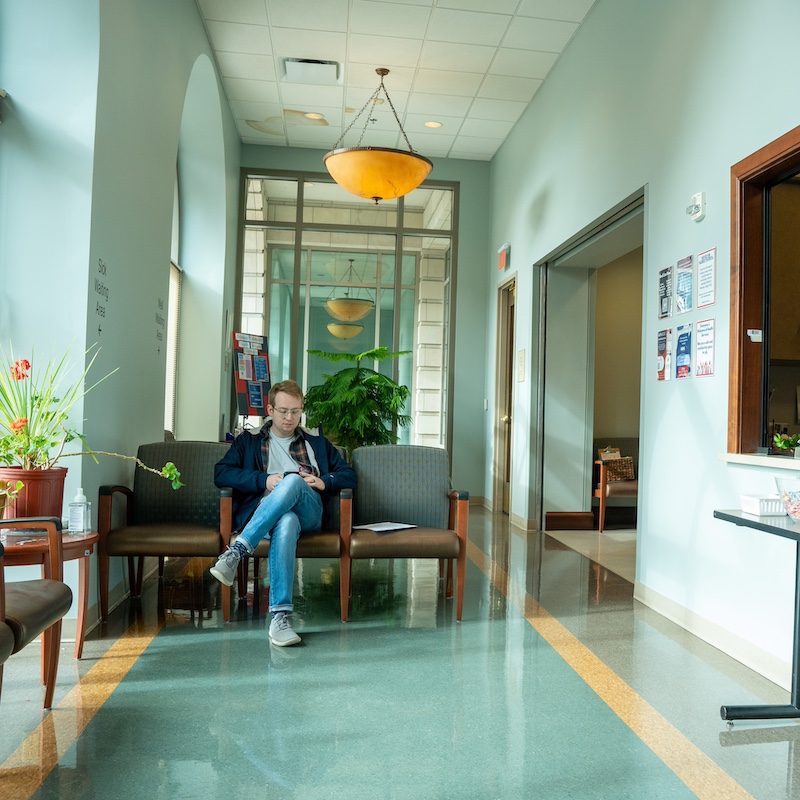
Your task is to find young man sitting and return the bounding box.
[211,380,356,646]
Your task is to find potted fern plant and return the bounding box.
[304,346,411,459]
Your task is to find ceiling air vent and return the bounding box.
[282,58,341,85]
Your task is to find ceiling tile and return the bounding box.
[340,108,407,135]
[406,92,473,116]
[447,149,491,161]
[344,87,409,113]
[348,34,424,68]
[223,77,281,104]
[403,114,465,134]
[467,97,528,122]
[267,0,349,31]
[347,64,416,91]
[436,0,518,13]
[287,126,341,145]
[229,100,284,120]
[366,0,432,5]
[338,129,401,148]
[198,0,268,25]
[206,21,272,55]
[237,118,286,140]
[478,74,542,103]
[428,9,512,47]
[419,41,497,73]
[458,117,515,139]
[451,134,504,152]
[490,48,558,80]
[414,69,483,97]
[409,132,457,151]
[517,0,596,24]
[271,28,347,61]
[504,17,579,52]
[280,83,345,108]
[215,52,276,81]
[351,0,432,38]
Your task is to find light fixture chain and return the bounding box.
[379,74,415,153]
[331,85,382,150]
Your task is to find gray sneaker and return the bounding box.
[210,548,241,587]
[269,612,301,647]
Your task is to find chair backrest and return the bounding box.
[352,445,451,528]
[132,441,230,527]
[593,436,639,475]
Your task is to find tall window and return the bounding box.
[238,173,457,449]
[164,261,182,434]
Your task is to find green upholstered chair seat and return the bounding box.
[0,622,15,664]
[349,527,461,559]
[106,523,223,557]
[234,529,341,560]
[5,580,73,652]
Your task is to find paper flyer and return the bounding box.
[675,323,692,379]
[658,266,673,319]
[657,328,672,381]
[695,318,714,376]
[675,255,694,314]
[697,248,716,308]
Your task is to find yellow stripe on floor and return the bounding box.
[1,614,163,800]
[467,539,754,800]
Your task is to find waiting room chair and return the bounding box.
[0,517,73,710]
[593,445,638,533]
[342,445,469,622]
[98,441,232,622]
[218,488,352,622]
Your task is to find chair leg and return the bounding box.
[598,492,607,533]
[158,556,165,579]
[445,559,454,599]
[237,557,248,597]
[221,584,231,622]
[136,556,146,595]
[340,554,351,622]
[42,620,63,710]
[127,557,137,596]
[99,551,111,622]
[456,552,466,622]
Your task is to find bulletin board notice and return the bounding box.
[233,332,271,417]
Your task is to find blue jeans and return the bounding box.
[236,474,323,613]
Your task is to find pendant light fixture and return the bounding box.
[326,259,374,322]
[324,68,433,204]
[327,322,364,339]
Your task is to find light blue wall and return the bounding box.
[0,0,241,619]
[240,145,490,497]
[489,0,800,684]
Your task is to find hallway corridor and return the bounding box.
[0,508,795,799]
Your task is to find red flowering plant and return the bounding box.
[0,344,182,488]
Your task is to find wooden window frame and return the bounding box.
[729,124,800,453]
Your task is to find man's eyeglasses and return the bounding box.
[273,407,303,418]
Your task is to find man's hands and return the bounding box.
[267,472,323,491]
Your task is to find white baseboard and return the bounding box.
[634,581,790,691]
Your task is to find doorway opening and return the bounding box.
[539,198,644,533]
[493,278,516,514]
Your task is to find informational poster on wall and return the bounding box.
[695,319,715,376]
[675,323,692,379]
[696,248,716,308]
[658,266,673,319]
[233,332,271,417]
[657,328,672,381]
[675,255,694,313]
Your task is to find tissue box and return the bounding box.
[740,495,785,516]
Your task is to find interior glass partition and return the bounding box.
[238,173,456,449]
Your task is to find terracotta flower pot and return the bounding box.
[0,466,68,519]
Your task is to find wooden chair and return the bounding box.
[342,445,469,622]
[0,517,73,710]
[98,441,232,622]
[594,446,638,533]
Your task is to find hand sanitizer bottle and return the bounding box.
[69,488,89,534]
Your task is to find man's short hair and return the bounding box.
[268,380,304,408]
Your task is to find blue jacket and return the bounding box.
[214,425,357,532]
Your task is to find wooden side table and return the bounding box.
[1,530,99,659]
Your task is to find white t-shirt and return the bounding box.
[265,429,320,492]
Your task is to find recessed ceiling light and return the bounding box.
[424,121,443,128]
[304,112,325,120]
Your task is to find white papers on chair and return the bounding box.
[352,522,417,532]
